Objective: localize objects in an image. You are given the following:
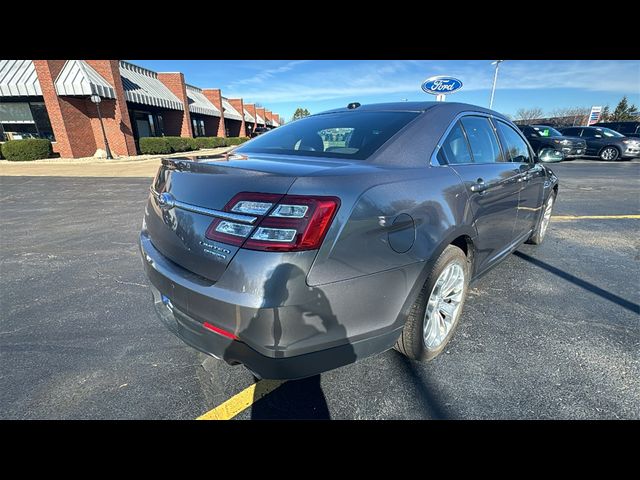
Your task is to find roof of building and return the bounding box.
[55,60,115,99]
[119,61,183,110]
[221,97,243,121]
[185,84,221,117]
[0,60,42,96]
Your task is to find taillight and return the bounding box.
[205,192,340,252]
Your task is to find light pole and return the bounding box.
[489,60,504,110]
[90,94,113,159]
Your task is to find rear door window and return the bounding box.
[495,121,532,163]
[460,116,505,163]
[438,121,472,165]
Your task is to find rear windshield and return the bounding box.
[235,111,420,160]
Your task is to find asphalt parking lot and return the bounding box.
[1,159,638,419]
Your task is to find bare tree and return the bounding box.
[549,107,590,127]
[514,107,544,125]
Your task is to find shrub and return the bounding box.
[195,137,230,148]
[139,137,171,155]
[1,139,52,161]
[186,138,199,150]
[194,137,216,149]
[165,136,194,153]
[226,137,250,146]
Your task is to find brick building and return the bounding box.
[0,60,283,158]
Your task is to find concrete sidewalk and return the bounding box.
[0,147,231,177]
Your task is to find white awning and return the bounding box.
[272,117,279,126]
[0,60,42,96]
[243,108,255,123]
[255,113,265,125]
[221,97,243,121]
[266,117,274,126]
[55,60,115,99]
[119,61,183,110]
[186,84,220,117]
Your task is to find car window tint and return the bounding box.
[496,121,532,163]
[460,116,504,163]
[564,128,581,136]
[439,122,472,165]
[582,129,599,138]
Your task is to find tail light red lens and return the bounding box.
[205,192,340,252]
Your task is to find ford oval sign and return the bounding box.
[421,76,463,95]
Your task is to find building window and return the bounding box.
[0,101,55,141]
[132,110,165,139]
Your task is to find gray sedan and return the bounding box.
[140,101,559,379]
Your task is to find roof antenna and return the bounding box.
[347,102,361,109]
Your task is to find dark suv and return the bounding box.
[558,126,640,161]
[251,126,270,138]
[592,121,640,139]
[518,125,586,159]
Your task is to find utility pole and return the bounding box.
[489,60,504,110]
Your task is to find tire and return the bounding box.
[527,191,556,245]
[395,245,469,361]
[599,146,620,161]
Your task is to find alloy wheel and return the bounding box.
[423,262,465,350]
[601,147,618,161]
[539,195,554,239]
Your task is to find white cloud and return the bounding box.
[229,60,309,86]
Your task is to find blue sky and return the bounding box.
[130,60,640,122]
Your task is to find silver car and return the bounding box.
[140,102,558,379]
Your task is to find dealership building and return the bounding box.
[0,60,283,158]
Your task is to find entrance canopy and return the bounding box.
[55,60,115,98]
[186,84,221,117]
[0,60,42,96]
[119,61,183,110]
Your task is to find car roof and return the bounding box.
[314,101,509,120]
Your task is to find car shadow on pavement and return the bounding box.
[250,375,331,419]
[392,351,450,419]
[513,251,639,313]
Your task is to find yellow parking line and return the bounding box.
[552,214,640,220]
[196,380,286,420]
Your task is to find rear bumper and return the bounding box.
[140,232,409,379]
[150,284,399,379]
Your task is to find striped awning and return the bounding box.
[255,113,265,125]
[221,97,243,121]
[119,61,183,110]
[243,108,255,123]
[55,60,115,99]
[0,60,42,96]
[186,84,220,117]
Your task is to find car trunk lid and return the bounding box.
[145,154,300,282]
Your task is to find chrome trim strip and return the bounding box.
[149,188,257,224]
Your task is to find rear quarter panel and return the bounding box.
[288,166,473,286]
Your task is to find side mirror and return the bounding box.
[537,148,564,163]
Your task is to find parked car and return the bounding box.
[558,126,640,160]
[517,124,586,160]
[592,121,640,138]
[251,126,270,138]
[140,102,559,379]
